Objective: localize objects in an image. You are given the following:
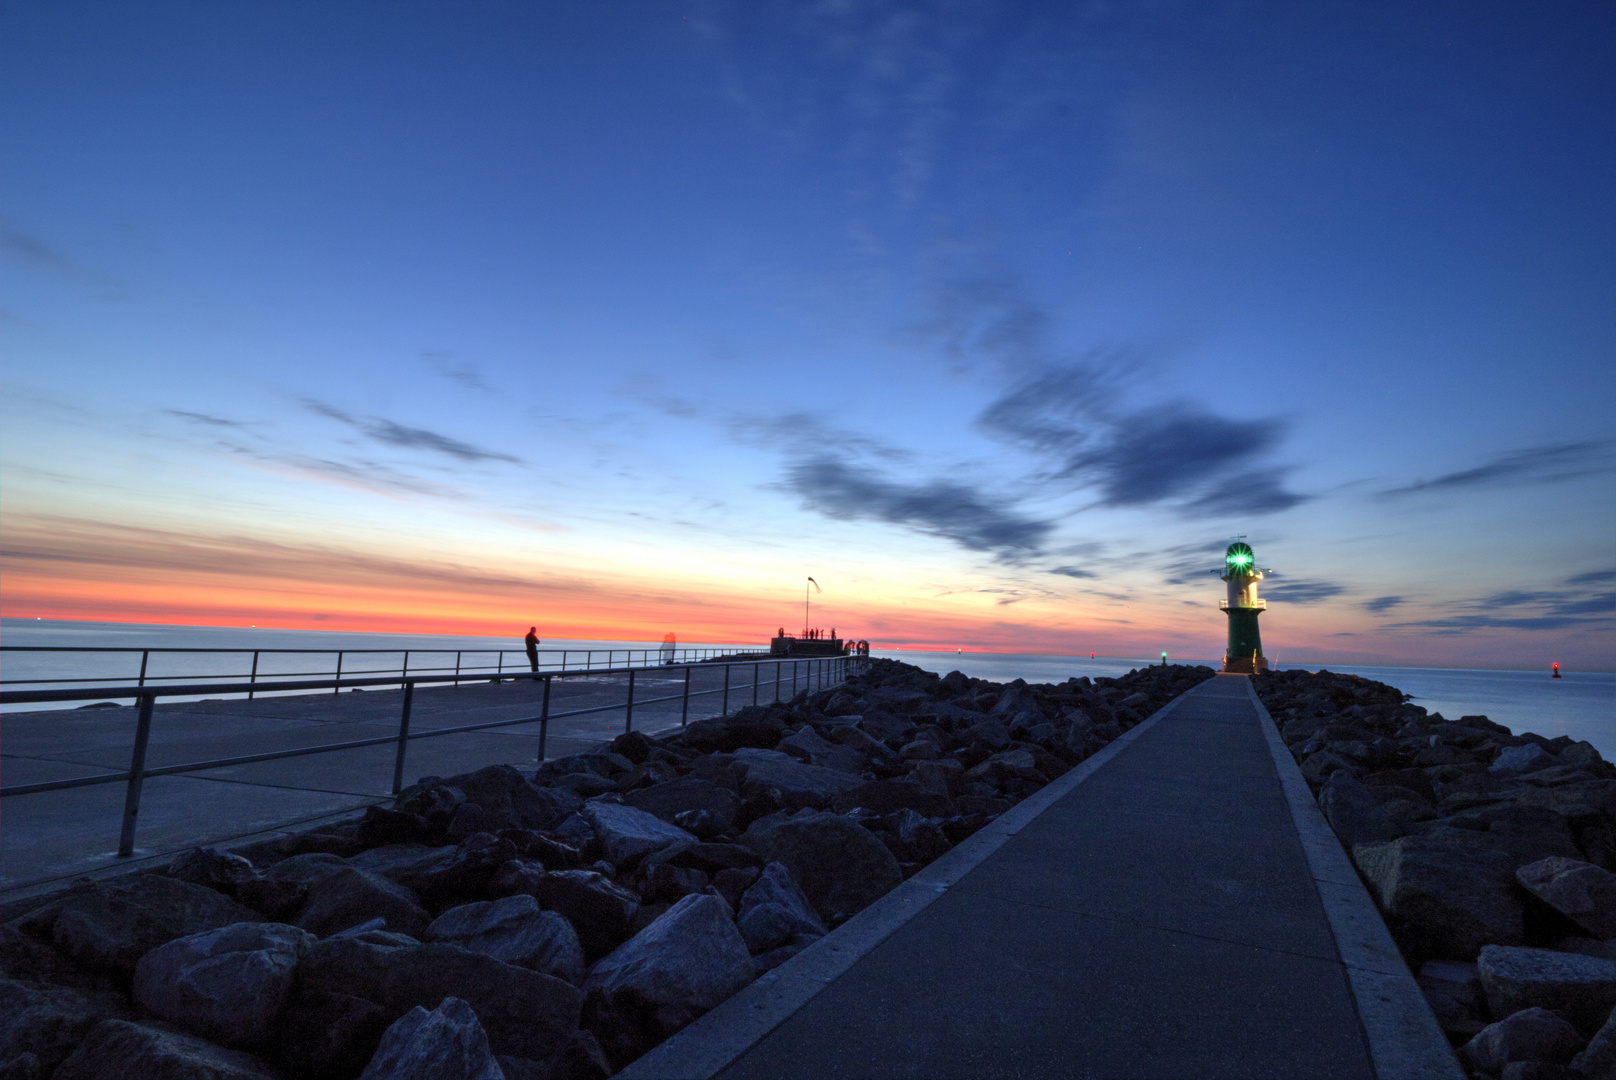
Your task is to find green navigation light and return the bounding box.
[1224,541,1256,573]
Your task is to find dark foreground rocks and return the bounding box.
[1257,667,1616,1079]
[2,659,1208,1077]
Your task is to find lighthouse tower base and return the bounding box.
[1222,654,1269,674]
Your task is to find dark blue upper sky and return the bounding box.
[2,1,1612,663]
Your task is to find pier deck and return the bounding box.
[623,674,1459,1080]
[1,663,794,897]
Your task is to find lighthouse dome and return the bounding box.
[1225,542,1256,573]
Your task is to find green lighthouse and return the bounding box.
[1218,541,1269,674]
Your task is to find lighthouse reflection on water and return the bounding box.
[1216,541,1270,674]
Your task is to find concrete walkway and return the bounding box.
[624,674,1460,1080]
[2,663,796,898]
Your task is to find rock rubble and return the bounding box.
[1,659,1207,1077]
[1256,667,1616,1079]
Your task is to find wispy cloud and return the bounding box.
[1363,595,1405,614]
[1380,440,1614,497]
[780,456,1052,558]
[923,273,1306,517]
[166,410,252,429]
[1048,565,1096,579]
[1260,577,1345,605]
[422,351,492,392]
[302,399,521,464]
[1,225,126,299]
[1565,569,1616,586]
[1387,585,1615,633]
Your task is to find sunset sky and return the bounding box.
[2,2,1612,668]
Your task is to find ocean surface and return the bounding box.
[4,619,1612,759]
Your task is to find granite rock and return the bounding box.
[133,921,314,1048]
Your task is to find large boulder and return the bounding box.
[166,848,259,898]
[428,765,578,832]
[427,896,585,984]
[533,871,640,960]
[742,811,903,924]
[0,979,129,1075]
[1461,1008,1583,1074]
[1478,945,1616,1032]
[776,728,867,774]
[1318,771,1401,848]
[736,862,826,954]
[51,1019,279,1080]
[296,867,431,939]
[1352,836,1523,959]
[237,853,350,919]
[357,996,503,1080]
[1516,857,1616,939]
[830,778,952,818]
[301,936,583,1062]
[49,875,264,979]
[729,750,863,810]
[678,708,788,754]
[1491,744,1556,775]
[623,777,740,830]
[133,921,315,1048]
[584,893,754,1039]
[1571,1006,1616,1079]
[579,802,695,868]
[278,985,390,1080]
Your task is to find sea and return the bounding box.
[3,619,1612,760]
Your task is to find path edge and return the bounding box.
[1244,676,1465,1080]
[616,683,1198,1079]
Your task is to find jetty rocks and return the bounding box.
[0,659,1210,1079]
[1256,668,1616,1079]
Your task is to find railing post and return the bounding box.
[248,651,260,700]
[117,693,156,857]
[137,650,149,688]
[402,651,410,679]
[455,651,462,680]
[391,682,416,795]
[722,664,730,715]
[538,676,552,762]
[498,651,504,677]
[624,669,637,733]
[334,651,343,696]
[681,665,692,726]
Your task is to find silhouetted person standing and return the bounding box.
[524,627,539,672]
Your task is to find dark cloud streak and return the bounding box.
[1380,440,1614,497]
[782,457,1052,558]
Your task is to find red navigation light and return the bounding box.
[1552,662,1562,679]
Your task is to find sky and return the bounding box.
[1,0,1612,669]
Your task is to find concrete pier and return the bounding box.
[1,663,792,898]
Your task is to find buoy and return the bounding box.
[1090,652,1095,659]
[1552,663,1561,679]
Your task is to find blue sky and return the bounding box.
[2,1,1612,667]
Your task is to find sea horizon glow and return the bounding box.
[2,4,1612,670]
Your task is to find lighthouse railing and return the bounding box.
[1218,599,1267,610]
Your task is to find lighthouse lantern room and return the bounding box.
[1218,541,1270,674]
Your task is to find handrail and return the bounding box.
[0,652,861,864]
[0,643,760,691]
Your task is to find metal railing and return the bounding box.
[0,654,856,859]
[1217,600,1267,610]
[0,644,771,699]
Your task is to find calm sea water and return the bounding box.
[4,620,1611,759]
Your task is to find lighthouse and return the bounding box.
[1217,541,1269,674]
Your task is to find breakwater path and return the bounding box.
[2,664,791,896]
[628,674,1455,1079]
